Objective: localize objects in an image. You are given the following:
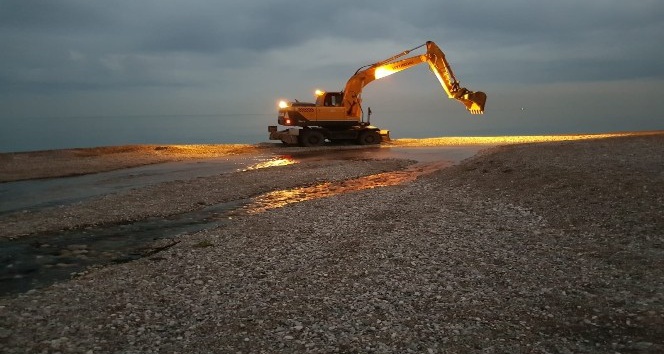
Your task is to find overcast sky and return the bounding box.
[1,0,663,148]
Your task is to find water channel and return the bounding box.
[0,146,484,297]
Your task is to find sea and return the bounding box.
[0,114,273,153]
[3,113,652,153]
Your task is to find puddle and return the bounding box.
[0,200,244,297]
[242,155,297,171]
[243,161,449,214]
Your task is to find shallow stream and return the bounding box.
[0,146,482,297]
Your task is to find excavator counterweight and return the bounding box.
[269,40,486,146]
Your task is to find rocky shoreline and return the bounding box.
[1,132,662,353]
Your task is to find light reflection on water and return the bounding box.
[242,156,297,171]
[242,161,449,214]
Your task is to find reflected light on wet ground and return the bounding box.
[242,155,297,171]
[237,132,655,215]
[390,132,649,146]
[242,161,449,214]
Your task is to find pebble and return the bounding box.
[1,135,662,353]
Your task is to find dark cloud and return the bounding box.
[0,1,115,31]
[137,1,401,54]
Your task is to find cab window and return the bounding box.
[325,93,343,107]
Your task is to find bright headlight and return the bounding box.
[278,100,289,109]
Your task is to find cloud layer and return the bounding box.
[1,0,662,148]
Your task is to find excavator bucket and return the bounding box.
[456,90,487,115]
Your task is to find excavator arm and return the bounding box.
[342,41,486,117]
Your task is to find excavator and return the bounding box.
[268,41,486,146]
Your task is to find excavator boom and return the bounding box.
[424,41,486,114]
[343,41,486,116]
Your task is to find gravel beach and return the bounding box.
[0,132,662,353]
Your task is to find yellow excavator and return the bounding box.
[269,41,487,146]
